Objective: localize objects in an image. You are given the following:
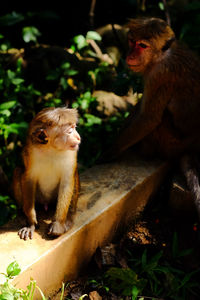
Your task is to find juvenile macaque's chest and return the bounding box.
[30,148,74,202]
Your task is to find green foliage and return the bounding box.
[158,2,165,11]
[72,35,88,50]
[6,261,21,278]
[0,261,46,300]
[105,235,200,300]
[106,268,145,299]
[71,30,101,52]
[0,25,128,223]
[179,2,200,52]
[22,27,41,44]
[0,195,17,226]
[88,62,111,89]
[0,262,58,300]
[172,232,193,260]
[0,58,40,177]
[72,90,127,166]
[0,12,24,26]
[0,101,27,141]
[0,34,11,51]
[71,30,102,59]
[46,61,78,94]
[0,261,87,300]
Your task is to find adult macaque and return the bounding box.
[13,107,81,240]
[103,18,200,217]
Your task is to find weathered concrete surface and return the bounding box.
[0,152,168,299]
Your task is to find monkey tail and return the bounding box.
[180,154,200,219]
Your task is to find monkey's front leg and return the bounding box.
[48,177,74,237]
[19,177,37,240]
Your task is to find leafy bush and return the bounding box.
[104,234,200,300]
[0,261,89,300]
[0,25,131,224]
[0,261,66,300]
[0,58,40,177]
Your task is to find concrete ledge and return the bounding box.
[0,153,168,298]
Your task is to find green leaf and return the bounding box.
[172,232,179,258]
[6,261,21,278]
[7,70,15,80]
[3,122,28,136]
[86,31,102,41]
[36,285,47,300]
[1,44,8,51]
[11,78,24,85]
[61,62,70,69]
[65,69,78,76]
[84,114,102,126]
[46,72,58,80]
[73,35,87,49]
[158,2,165,10]
[0,11,24,26]
[0,195,9,202]
[22,26,41,43]
[141,249,147,269]
[83,91,92,100]
[0,101,16,110]
[0,291,15,300]
[132,286,139,300]
[60,77,68,90]
[79,295,88,300]
[72,102,79,109]
[81,99,89,110]
[0,109,11,117]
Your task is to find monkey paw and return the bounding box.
[48,220,72,237]
[18,225,35,240]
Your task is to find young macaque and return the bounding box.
[102,18,200,218]
[13,107,81,240]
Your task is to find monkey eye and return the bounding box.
[138,42,148,49]
[67,125,75,134]
[68,128,73,134]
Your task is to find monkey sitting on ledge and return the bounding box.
[102,18,200,219]
[13,107,81,240]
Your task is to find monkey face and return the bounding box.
[52,124,81,151]
[126,39,153,73]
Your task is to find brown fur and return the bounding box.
[102,18,200,219]
[108,17,200,159]
[13,107,81,240]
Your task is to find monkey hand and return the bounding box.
[48,220,72,237]
[18,224,35,240]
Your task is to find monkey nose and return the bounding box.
[76,134,81,141]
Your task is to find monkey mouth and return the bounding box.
[127,64,140,67]
[70,144,79,150]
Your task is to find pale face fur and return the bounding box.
[45,123,81,151]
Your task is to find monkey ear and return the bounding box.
[33,129,49,144]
